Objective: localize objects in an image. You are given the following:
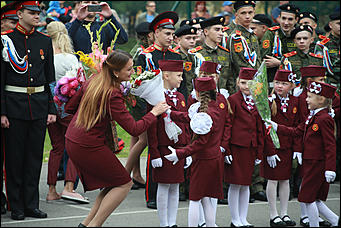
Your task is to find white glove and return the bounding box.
[184,156,192,169]
[151,158,163,168]
[224,155,233,164]
[220,146,225,153]
[264,120,278,132]
[267,154,281,168]
[293,152,302,165]
[325,170,336,183]
[165,146,179,165]
[255,159,262,165]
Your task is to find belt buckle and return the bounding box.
[27,87,35,95]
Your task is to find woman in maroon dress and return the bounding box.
[64,50,170,227]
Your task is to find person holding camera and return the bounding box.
[66,1,128,54]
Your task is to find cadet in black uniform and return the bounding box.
[1,1,56,220]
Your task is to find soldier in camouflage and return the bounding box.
[130,22,154,64]
[250,14,273,60]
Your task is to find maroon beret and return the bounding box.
[239,67,257,80]
[300,65,326,78]
[194,77,216,92]
[199,61,220,74]
[308,81,336,99]
[158,60,183,72]
[274,69,296,83]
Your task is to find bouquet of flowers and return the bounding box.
[130,69,182,143]
[248,61,280,149]
[120,81,136,109]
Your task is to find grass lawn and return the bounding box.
[43,125,148,163]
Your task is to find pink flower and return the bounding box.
[58,77,70,85]
[68,89,76,97]
[69,79,79,89]
[60,84,71,95]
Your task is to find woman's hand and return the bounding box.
[99,2,113,19]
[150,101,171,116]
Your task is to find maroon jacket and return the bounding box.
[278,108,336,171]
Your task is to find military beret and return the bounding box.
[194,77,216,92]
[149,11,178,32]
[329,11,340,21]
[291,25,313,38]
[1,2,19,20]
[200,16,225,29]
[307,81,336,99]
[174,25,198,37]
[158,60,184,72]
[135,22,152,35]
[298,11,318,23]
[278,3,300,16]
[180,17,205,27]
[239,68,257,80]
[252,14,273,27]
[233,1,256,11]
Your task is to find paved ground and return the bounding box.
[1,157,340,227]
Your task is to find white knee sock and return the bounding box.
[278,180,290,218]
[201,197,215,227]
[316,200,339,226]
[167,184,179,227]
[228,184,243,226]
[306,202,319,227]
[239,185,251,226]
[189,200,200,227]
[198,201,206,226]
[210,198,218,222]
[157,183,170,227]
[266,180,279,219]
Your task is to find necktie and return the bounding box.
[245,96,254,110]
[305,110,314,125]
[165,89,177,106]
[280,96,289,113]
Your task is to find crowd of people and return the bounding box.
[1,0,340,227]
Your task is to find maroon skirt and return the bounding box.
[261,148,293,180]
[152,146,185,184]
[298,159,330,203]
[224,145,257,185]
[65,139,131,192]
[189,156,224,201]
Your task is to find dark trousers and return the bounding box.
[1,129,6,207]
[145,152,157,203]
[4,118,46,211]
[47,115,77,185]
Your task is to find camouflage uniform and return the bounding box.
[130,40,149,65]
[227,24,261,94]
[221,20,237,49]
[187,42,230,92]
[325,33,340,86]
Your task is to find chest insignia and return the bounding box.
[312,123,319,131]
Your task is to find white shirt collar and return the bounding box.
[311,107,327,116]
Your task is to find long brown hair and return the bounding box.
[75,50,132,131]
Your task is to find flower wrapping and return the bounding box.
[130,69,182,143]
[247,61,280,149]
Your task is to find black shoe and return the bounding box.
[253,191,267,201]
[282,215,296,226]
[78,223,86,227]
[1,204,6,214]
[57,170,65,181]
[171,225,178,227]
[24,208,47,218]
[300,216,309,227]
[11,210,25,220]
[146,200,157,209]
[230,222,237,227]
[218,198,229,204]
[132,179,146,188]
[131,183,139,190]
[319,220,332,227]
[270,216,287,227]
[249,197,255,203]
[179,192,187,201]
[198,222,206,227]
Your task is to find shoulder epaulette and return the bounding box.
[309,52,323,58]
[189,46,203,53]
[173,45,180,51]
[269,26,280,31]
[143,46,155,53]
[223,26,230,32]
[1,29,14,35]
[320,37,330,45]
[37,31,50,37]
[319,35,327,40]
[169,47,180,54]
[283,51,297,58]
[235,30,241,36]
[218,45,230,52]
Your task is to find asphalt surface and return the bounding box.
[1,157,340,227]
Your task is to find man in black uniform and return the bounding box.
[135,11,184,209]
[1,1,56,220]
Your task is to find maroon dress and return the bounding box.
[261,94,301,180]
[147,91,190,184]
[64,82,157,192]
[278,109,336,203]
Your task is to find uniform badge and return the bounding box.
[293,107,297,114]
[181,101,186,107]
[219,103,225,109]
[40,49,44,60]
[136,66,142,75]
[234,42,243,53]
[262,40,270,49]
[312,124,319,131]
[184,62,192,72]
